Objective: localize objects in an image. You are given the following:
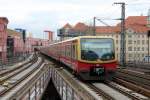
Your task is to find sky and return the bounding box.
[0,0,150,39]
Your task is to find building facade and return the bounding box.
[0,17,8,63]
[59,16,150,62]
[0,17,51,63]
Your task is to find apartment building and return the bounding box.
[59,16,150,62]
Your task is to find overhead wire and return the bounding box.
[78,1,150,27]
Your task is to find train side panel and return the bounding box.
[59,40,78,71]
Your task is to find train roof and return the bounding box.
[49,36,113,45]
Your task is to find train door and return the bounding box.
[71,41,77,70]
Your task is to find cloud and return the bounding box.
[0,0,150,39]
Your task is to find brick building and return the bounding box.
[0,17,51,64]
[0,17,8,63]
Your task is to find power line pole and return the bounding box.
[148,31,150,63]
[147,9,150,63]
[93,16,96,36]
[114,2,126,67]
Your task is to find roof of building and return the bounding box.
[0,17,9,24]
[62,16,150,35]
[96,26,120,34]
[125,16,147,26]
[63,23,72,29]
[73,22,88,32]
[96,16,150,34]
[117,16,150,33]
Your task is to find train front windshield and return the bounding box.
[81,38,115,61]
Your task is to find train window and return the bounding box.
[72,45,75,59]
[65,44,71,58]
[63,45,64,56]
[72,44,77,59]
[61,45,63,56]
[65,45,68,57]
[68,45,71,57]
[80,38,115,61]
[65,44,69,57]
[64,44,66,56]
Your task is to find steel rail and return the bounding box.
[0,54,35,76]
[114,77,150,98]
[86,83,115,100]
[0,57,44,96]
[105,80,148,100]
[0,56,38,85]
[116,70,150,90]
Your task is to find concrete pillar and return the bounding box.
[0,17,8,64]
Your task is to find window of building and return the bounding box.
[116,40,118,44]
[129,53,132,57]
[128,40,132,44]
[137,47,140,51]
[134,54,137,58]
[142,47,144,51]
[128,34,132,38]
[116,35,118,38]
[137,40,140,44]
[128,47,132,51]
[116,47,118,51]
[142,35,144,38]
[142,40,145,45]
[138,35,140,38]
[134,41,136,44]
[134,47,136,51]
[142,54,144,57]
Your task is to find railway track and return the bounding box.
[116,68,150,98]
[0,54,35,75]
[126,63,150,74]
[62,68,149,100]
[86,82,149,100]
[107,80,149,100]
[0,56,37,85]
[0,54,44,96]
[42,54,149,100]
[86,83,115,100]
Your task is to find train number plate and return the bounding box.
[94,67,104,75]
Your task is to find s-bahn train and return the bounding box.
[39,36,117,80]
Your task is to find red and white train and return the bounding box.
[39,36,117,80]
